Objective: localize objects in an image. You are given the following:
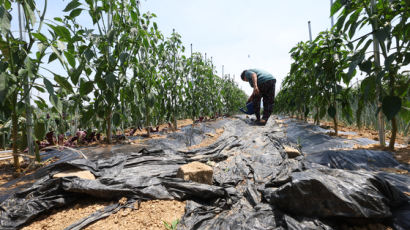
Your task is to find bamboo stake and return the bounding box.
[371,0,385,146]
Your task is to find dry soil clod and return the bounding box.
[177,161,213,185]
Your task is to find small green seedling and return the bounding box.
[163,219,179,230]
[297,137,302,149]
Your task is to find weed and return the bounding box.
[163,219,179,230]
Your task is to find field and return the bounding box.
[0,0,409,229]
[1,116,409,229]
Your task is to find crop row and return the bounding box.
[0,0,248,171]
[274,0,409,149]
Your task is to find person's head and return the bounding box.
[240,70,247,81]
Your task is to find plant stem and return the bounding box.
[106,109,112,144]
[12,94,20,172]
[35,141,40,162]
[389,116,397,150]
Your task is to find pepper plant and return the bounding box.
[332,0,409,149]
[0,0,53,170]
[160,30,186,130]
[313,31,351,135]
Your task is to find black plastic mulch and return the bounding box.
[0,116,409,230]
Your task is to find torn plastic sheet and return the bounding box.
[0,116,409,229]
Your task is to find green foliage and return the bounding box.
[0,0,54,170]
[2,0,248,147]
[328,106,336,118]
[276,0,409,148]
[163,219,179,230]
[0,0,247,167]
[382,96,402,121]
[34,119,46,141]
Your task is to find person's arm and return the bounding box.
[247,94,254,103]
[251,73,259,95]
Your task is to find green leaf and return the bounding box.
[359,60,372,74]
[384,53,397,69]
[107,29,116,43]
[342,102,353,124]
[34,97,48,110]
[403,52,410,65]
[112,112,120,126]
[48,24,71,42]
[328,105,336,118]
[54,17,63,23]
[69,8,83,18]
[382,96,401,120]
[34,120,46,141]
[375,27,389,43]
[172,219,179,229]
[48,52,58,63]
[84,48,94,61]
[331,0,342,16]
[50,94,63,114]
[0,72,7,105]
[105,73,116,88]
[4,0,11,10]
[105,90,115,105]
[81,108,94,125]
[71,62,84,85]
[0,61,7,72]
[130,11,138,22]
[0,5,11,35]
[64,51,76,68]
[31,32,48,43]
[163,221,171,230]
[336,14,347,32]
[80,80,94,96]
[63,0,82,12]
[120,52,129,66]
[43,78,55,95]
[50,45,66,64]
[33,85,45,93]
[54,74,74,93]
[94,69,106,90]
[23,3,36,26]
[348,52,364,78]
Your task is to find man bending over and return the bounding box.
[241,68,276,125]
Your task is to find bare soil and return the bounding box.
[125,119,194,137]
[85,200,185,230]
[1,119,201,229]
[0,157,56,191]
[187,128,224,150]
[0,160,16,186]
[352,144,410,165]
[21,199,110,230]
[1,119,197,186]
[21,198,185,230]
[317,120,408,146]
[299,118,409,165]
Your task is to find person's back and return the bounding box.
[246,69,275,88]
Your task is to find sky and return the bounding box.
[9,0,338,97]
[139,0,337,95]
